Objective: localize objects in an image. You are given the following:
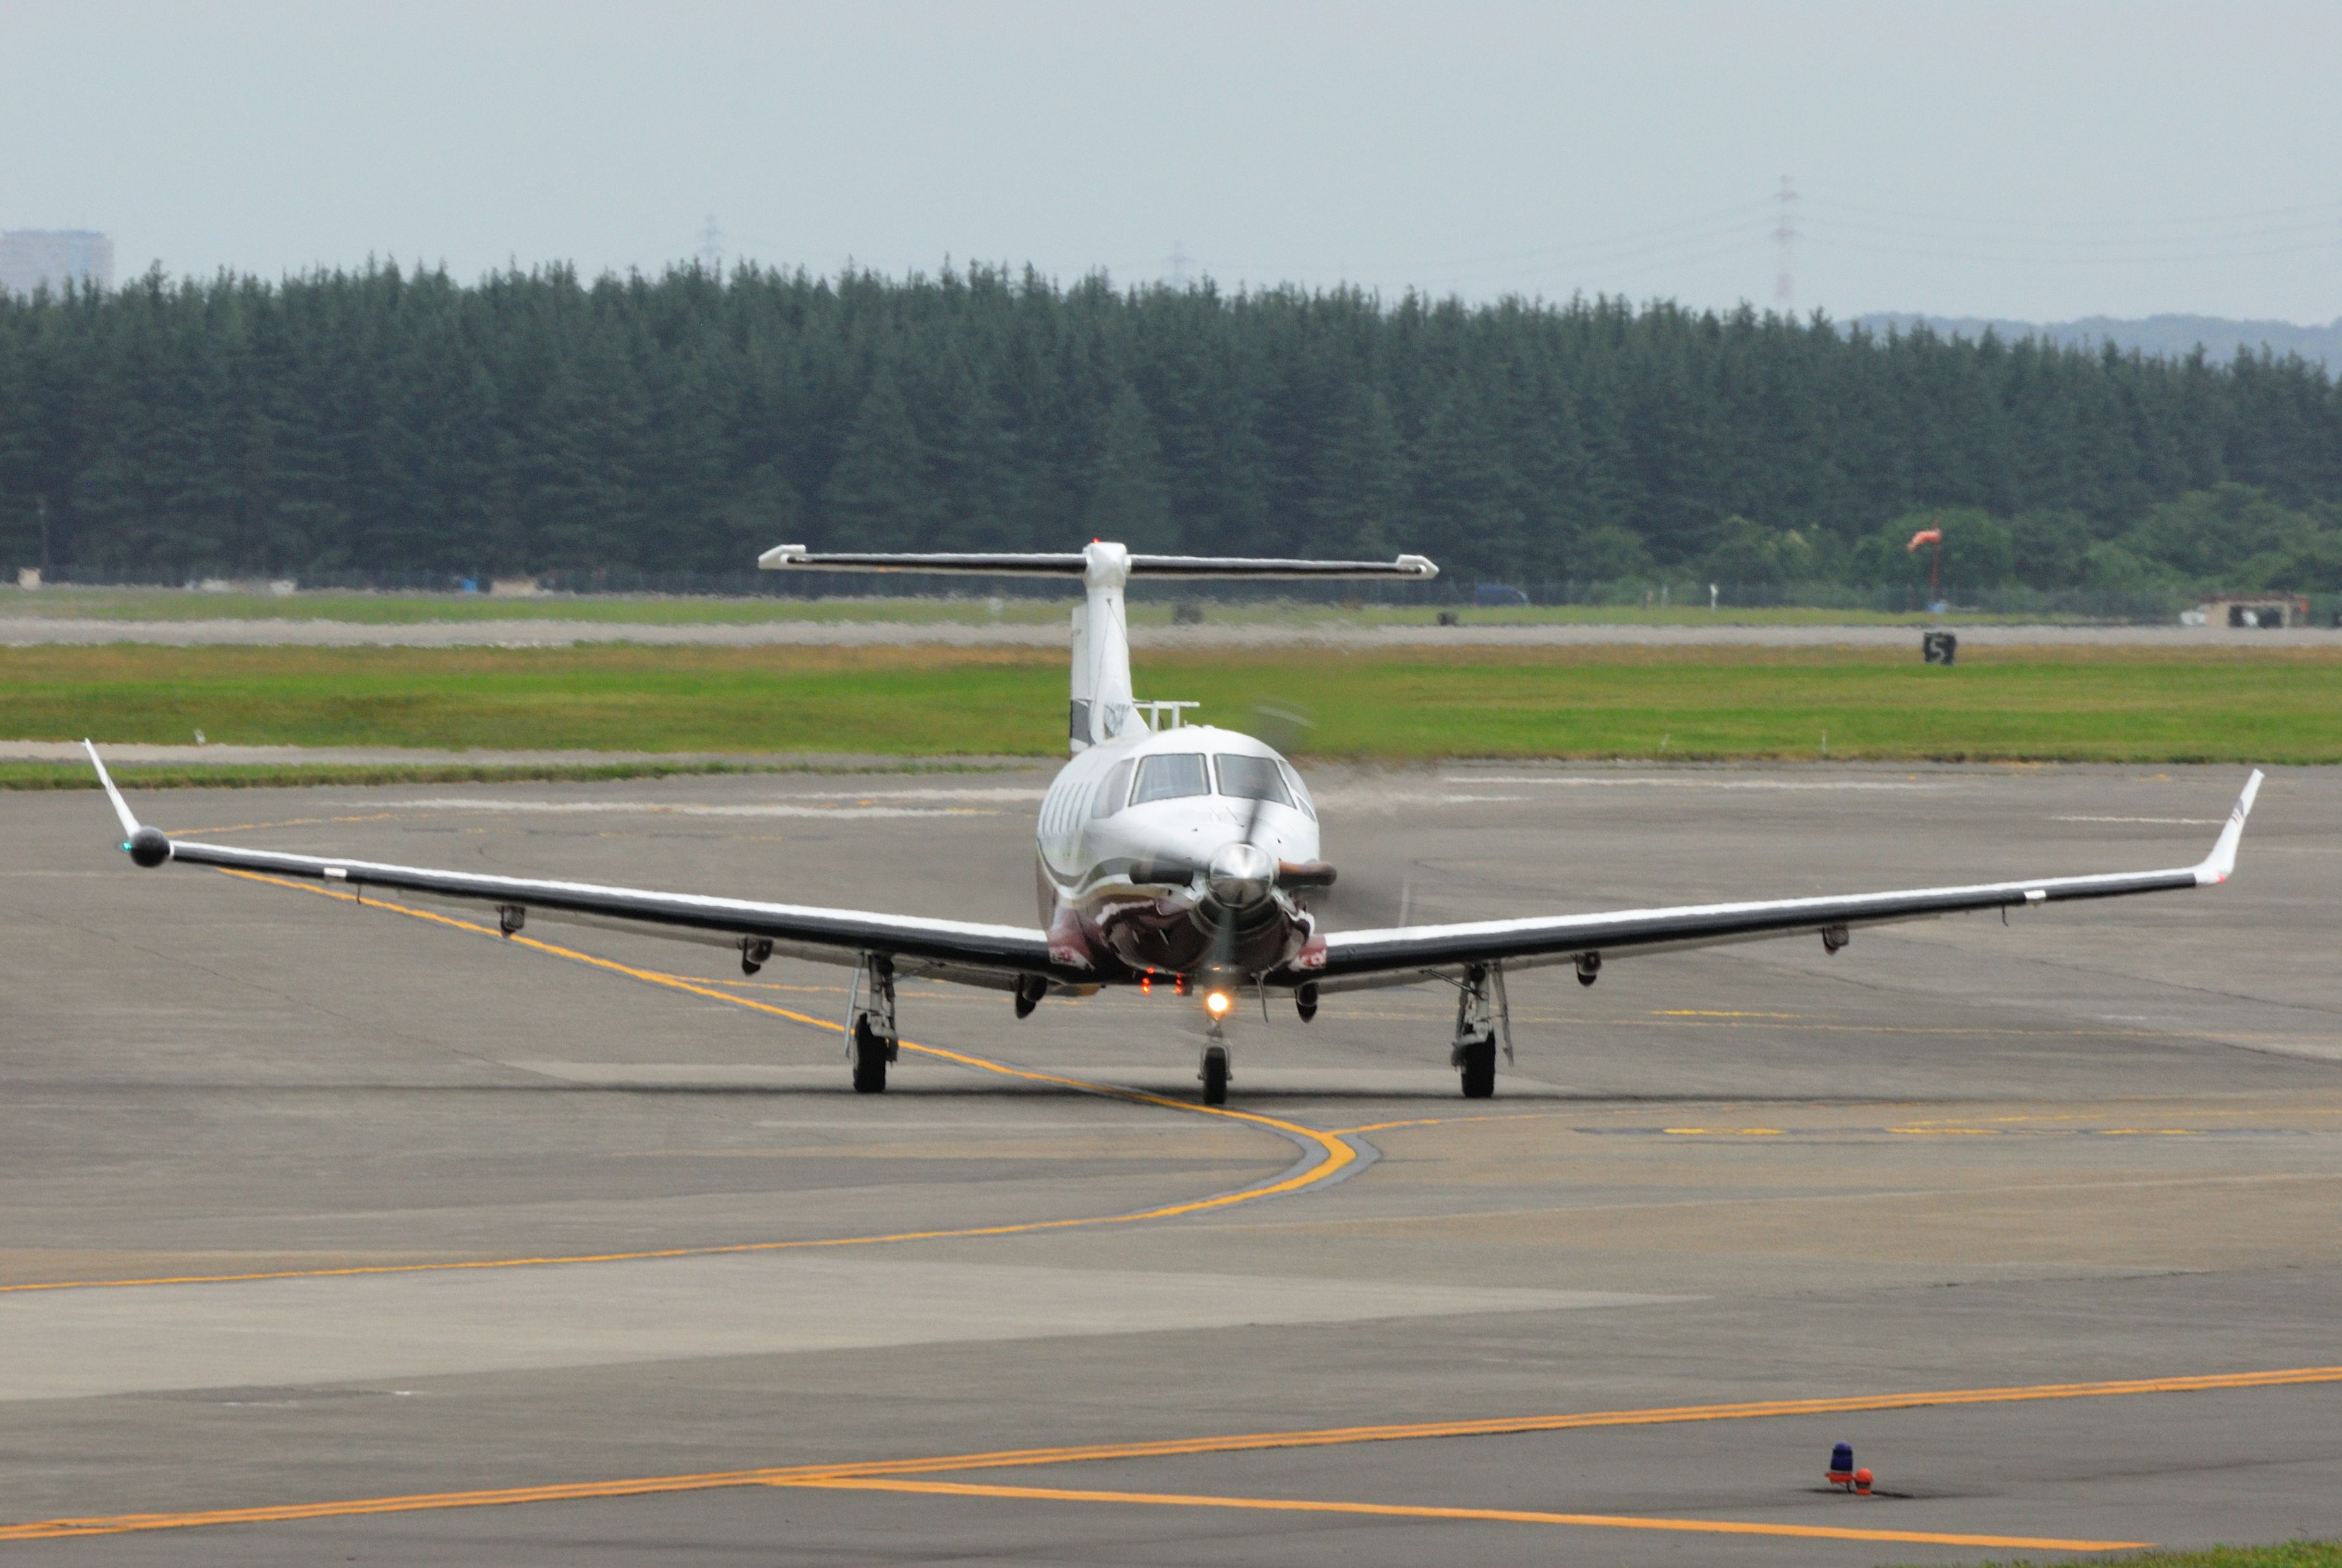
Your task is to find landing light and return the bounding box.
[1204,990,1232,1019]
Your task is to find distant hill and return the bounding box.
[1854,312,2342,372]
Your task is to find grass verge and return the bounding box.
[1898,1543,2342,1568]
[1,585,2124,628]
[3,643,2334,770]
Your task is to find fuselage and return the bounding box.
[1034,723,1323,985]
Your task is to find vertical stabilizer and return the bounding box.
[1068,602,1092,753]
[1074,542,1143,750]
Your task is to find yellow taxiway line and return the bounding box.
[0,868,1352,1296]
[13,1366,2335,1546]
[772,1477,2150,1552]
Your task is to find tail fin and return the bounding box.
[763,540,1436,751]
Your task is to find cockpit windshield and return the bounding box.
[1130,752,1210,805]
[1214,753,1292,806]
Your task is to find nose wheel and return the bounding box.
[1199,1042,1230,1105]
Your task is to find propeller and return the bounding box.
[1127,726,1334,898]
[1308,863,1416,930]
[1199,763,1292,982]
[1131,701,1339,993]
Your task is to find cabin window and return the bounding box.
[1130,753,1210,805]
[1214,753,1292,806]
[1091,759,1134,819]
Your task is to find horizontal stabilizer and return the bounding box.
[760,545,1436,581]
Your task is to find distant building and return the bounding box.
[0,230,114,296]
[2188,594,2312,629]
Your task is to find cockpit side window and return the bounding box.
[1275,758,1316,819]
[1091,758,1134,819]
[1213,753,1292,806]
[1130,752,1210,805]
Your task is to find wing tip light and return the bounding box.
[2194,768,2265,885]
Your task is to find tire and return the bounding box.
[851,1017,889,1094]
[1458,1036,1496,1099]
[1201,1045,1229,1106]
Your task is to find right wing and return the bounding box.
[85,743,1078,992]
[1299,771,2264,993]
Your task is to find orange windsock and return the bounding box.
[1907,528,1943,550]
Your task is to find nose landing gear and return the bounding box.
[1199,1042,1230,1106]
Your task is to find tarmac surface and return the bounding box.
[5,613,2339,648]
[4,760,2338,1563]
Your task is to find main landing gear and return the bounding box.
[846,954,899,1093]
[1448,962,1514,1100]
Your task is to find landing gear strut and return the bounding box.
[846,953,898,1093]
[1448,962,1513,1099]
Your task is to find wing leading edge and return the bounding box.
[83,742,1071,988]
[1304,771,2264,992]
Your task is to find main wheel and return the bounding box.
[1201,1045,1229,1106]
[851,1017,889,1094]
[1457,1036,1496,1099]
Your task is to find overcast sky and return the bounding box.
[7,1,2338,322]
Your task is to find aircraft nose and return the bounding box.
[1207,841,1276,908]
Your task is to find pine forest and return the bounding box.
[4,262,2339,595]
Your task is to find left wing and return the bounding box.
[1298,771,2263,992]
[84,743,1077,992]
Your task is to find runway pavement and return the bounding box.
[4,760,2338,1563]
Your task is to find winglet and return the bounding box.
[2193,769,2264,885]
[84,739,140,836]
[83,741,172,866]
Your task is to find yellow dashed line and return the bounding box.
[1331,1111,1572,1137]
[1654,1009,1811,1019]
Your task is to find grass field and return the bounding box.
[0,584,2106,629]
[1902,1544,2342,1568]
[1,645,2333,784]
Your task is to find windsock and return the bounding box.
[1907,528,1943,550]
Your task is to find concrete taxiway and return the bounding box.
[3,761,2338,1562]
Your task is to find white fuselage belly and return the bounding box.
[1033,724,1322,983]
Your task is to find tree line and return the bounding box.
[3,261,2338,592]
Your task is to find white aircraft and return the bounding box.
[85,540,2262,1105]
